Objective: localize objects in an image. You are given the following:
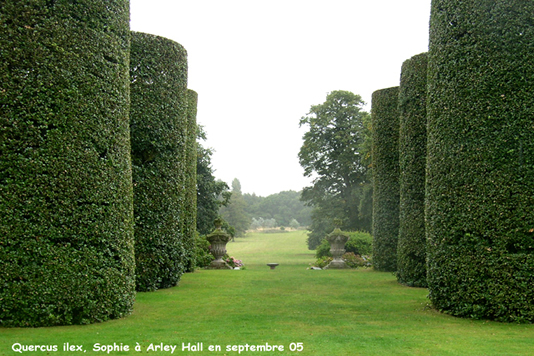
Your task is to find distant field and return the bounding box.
[1,230,533,355]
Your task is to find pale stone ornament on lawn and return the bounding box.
[267,263,279,270]
[324,219,350,269]
[206,218,232,269]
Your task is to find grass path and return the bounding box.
[1,230,533,355]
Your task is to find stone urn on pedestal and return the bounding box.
[324,219,350,269]
[206,218,232,269]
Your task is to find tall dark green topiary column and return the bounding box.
[0,0,134,327]
[130,32,189,291]
[427,0,534,322]
[397,53,428,287]
[371,87,400,272]
[184,89,198,272]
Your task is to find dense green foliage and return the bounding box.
[426,0,534,322]
[243,190,312,227]
[315,231,373,259]
[0,0,134,327]
[196,126,231,236]
[183,89,198,272]
[371,87,400,272]
[397,53,428,288]
[130,32,189,291]
[220,179,250,236]
[192,233,215,269]
[299,91,373,249]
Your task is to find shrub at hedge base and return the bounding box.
[427,0,534,322]
[130,32,190,291]
[371,87,400,272]
[315,231,373,259]
[397,53,428,288]
[0,1,134,327]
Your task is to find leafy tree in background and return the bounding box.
[196,126,231,236]
[299,90,372,249]
[220,178,250,236]
[358,111,374,230]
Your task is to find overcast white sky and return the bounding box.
[130,0,431,197]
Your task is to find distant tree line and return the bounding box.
[243,190,312,228]
[218,179,312,235]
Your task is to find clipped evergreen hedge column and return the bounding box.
[0,0,134,327]
[184,89,198,272]
[130,32,189,291]
[397,53,428,287]
[426,0,534,322]
[371,87,400,272]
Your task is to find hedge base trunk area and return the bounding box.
[130,32,190,292]
[426,0,534,322]
[397,53,428,288]
[371,87,400,273]
[0,0,135,327]
[183,89,198,273]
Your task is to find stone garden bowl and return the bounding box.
[267,263,279,270]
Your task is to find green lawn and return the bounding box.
[1,230,533,355]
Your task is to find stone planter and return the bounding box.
[324,220,349,269]
[206,218,232,269]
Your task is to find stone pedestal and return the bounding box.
[206,218,232,269]
[324,220,349,269]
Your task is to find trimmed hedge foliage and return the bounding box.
[397,53,428,288]
[426,0,534,322]
[0,0,134,327]
[130,32,189,291]
[371,87,400,272]
[183,89,198,272]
